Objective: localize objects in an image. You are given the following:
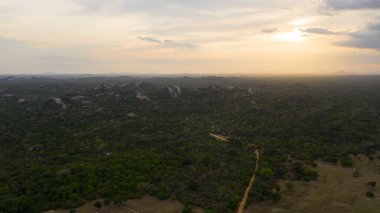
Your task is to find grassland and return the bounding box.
[245,153,380,213]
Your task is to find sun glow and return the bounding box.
[291,18,309,26]
[274,28,307,42]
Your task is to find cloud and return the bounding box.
[323,0,380,10]
[300,28,341,35]
[335,21,380,51]
[71,1,316,38]
[137,36,162,44]
[282,7,294,11]
[78,0,260,11]
[137,36,196,49]
[163,39,196,49]
[1,0,379,74]
[368,22,380,31]
[0,37,22,48]
[262,28,278,33]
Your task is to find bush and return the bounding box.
[182,206,193,213]
[94,201,102,209]
[341,157,353,167]
[292,163,317,181]
[286,182,294,191]
[258,167,274,180]
[366,191,374,198]
[275,185,281,192]
[302,168,319,181]
[352,171,360,177]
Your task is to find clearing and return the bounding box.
[244,153,380,213]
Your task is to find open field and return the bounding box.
[245,153,380,213]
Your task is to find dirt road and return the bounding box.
[209,133,229,142]
[237,149,260,213]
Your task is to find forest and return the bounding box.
[0,75,379,213]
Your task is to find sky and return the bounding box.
[0,0,379,75]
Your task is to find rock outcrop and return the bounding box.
[48,98,68,110]
[248,87,261,95]
[127,112,138,118]
[136,92,151,101]
[167,85,182,98]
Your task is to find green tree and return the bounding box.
[286,182,294,191]
[258,167,274,180]
[182,206,193,213]
[341,157,353,167]
[366,191,374,198]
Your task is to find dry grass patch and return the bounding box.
[245,153,380,213]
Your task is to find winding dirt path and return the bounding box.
[237,149,260,213]
[209,133,229,142]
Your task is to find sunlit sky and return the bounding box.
[0,0,380,75]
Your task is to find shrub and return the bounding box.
[94,201,102,209]
[302,167,319,181]
[182,206,193,213]
[286,182,294,191]
[341,157,353,167]
[366,181,377,190]
[275,185,281,192]
[352,171,360,177]
[366,191,374,198]
[258,167,274,180]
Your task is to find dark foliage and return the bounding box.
[0,76,379,212]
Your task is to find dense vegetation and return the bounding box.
[0,76,379,213]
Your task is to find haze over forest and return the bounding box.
[0,0,380,75]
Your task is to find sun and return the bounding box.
[274,28,307,42]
